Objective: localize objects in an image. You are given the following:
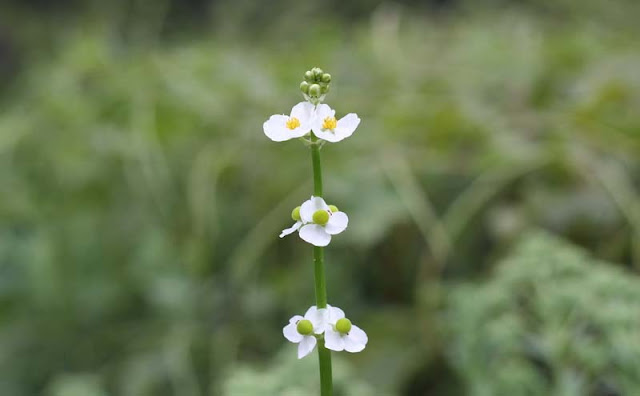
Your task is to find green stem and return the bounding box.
[310,135,332,396]
[311,138,323,197]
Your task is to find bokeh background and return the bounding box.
[1,0,640,395]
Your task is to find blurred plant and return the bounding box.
[448,232,640,395]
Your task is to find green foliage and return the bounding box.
[223,347,374,396]
[449,232,640,395]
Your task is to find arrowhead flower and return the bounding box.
[323,305,368,353]
[280,197,348,246]
[299,196,348,246]
[283,306,328,359]
[263,102,315,142]
[311,104,360,143]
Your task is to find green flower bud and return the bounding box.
[321,73,332,83]
[308,84,321,97]
[312,209,329,225]
[304,71,314,82]
[320,85,329,94]
[336,318,352,334]
[291,206,301,221]
[312,67,324,79]
[297,319,314,335]
[328,205,339,213]
[300,81,310,94]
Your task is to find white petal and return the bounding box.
[279,221,302,238]
[311,104,334,132]
[297,336,317,359]
[313,129,341,143]
[288,125,311,139]
[263,115,294,142]
[325,212,348,235]
[289,315,304,324]
[300,196,330,223]
[299,224,331,247]
[327,306,345,324]
[305,306,328,334]
[283,322,303,343]
[344,325,368,353]
[349,325,368,344]
[290,102,315,125]
[323,329,345,352]
[334,113,360,140]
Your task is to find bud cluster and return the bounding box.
[300,67,332,104]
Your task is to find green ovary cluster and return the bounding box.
[291,206,301,221]
[312,210,330,225]
[335,318,352,334]
[297,319,314,335]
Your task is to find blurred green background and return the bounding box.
[1,0,640,395]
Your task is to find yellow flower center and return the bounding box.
[286,117,301,130]
[322,117,337,130]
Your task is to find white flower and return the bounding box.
[298,196,348,247]
[323,305,368,353]
[263,102,315,142]
[311,104,360,143]
[283,306,327,359]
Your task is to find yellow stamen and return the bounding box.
[286,117,301,130]
[322,117,337,130]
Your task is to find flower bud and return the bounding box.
[304,71,314,82]
[291,206,301,221]
[312,67,324,79]
[312,209,330,225]
[336,318,352,334]
[308,84,321,97]
[300,81,310,94]
[321,73,332,83]
[320,85,329,94]
[328,205,339,213]
[297,319,314,335]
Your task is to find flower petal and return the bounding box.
[326,305,345,324]
[300,196,330,223]
[324,329,345,352]
[290,102,315,126]
[349,324,368,345]
[305,306,328,333]
[279,221,302,238]
[299,224,331,247]
[297,335,317,359]
[263,115,293,142]
[289,315,304,324]
[344,325,368,353]
[283,322,303,343]
[311,104,335,135]
[325,212,348,235]
[335,113,360,139]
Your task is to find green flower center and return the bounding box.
[336,318,352,334]
[328,205,339,213]
[297,319,314,335]
[312,210,330,225]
